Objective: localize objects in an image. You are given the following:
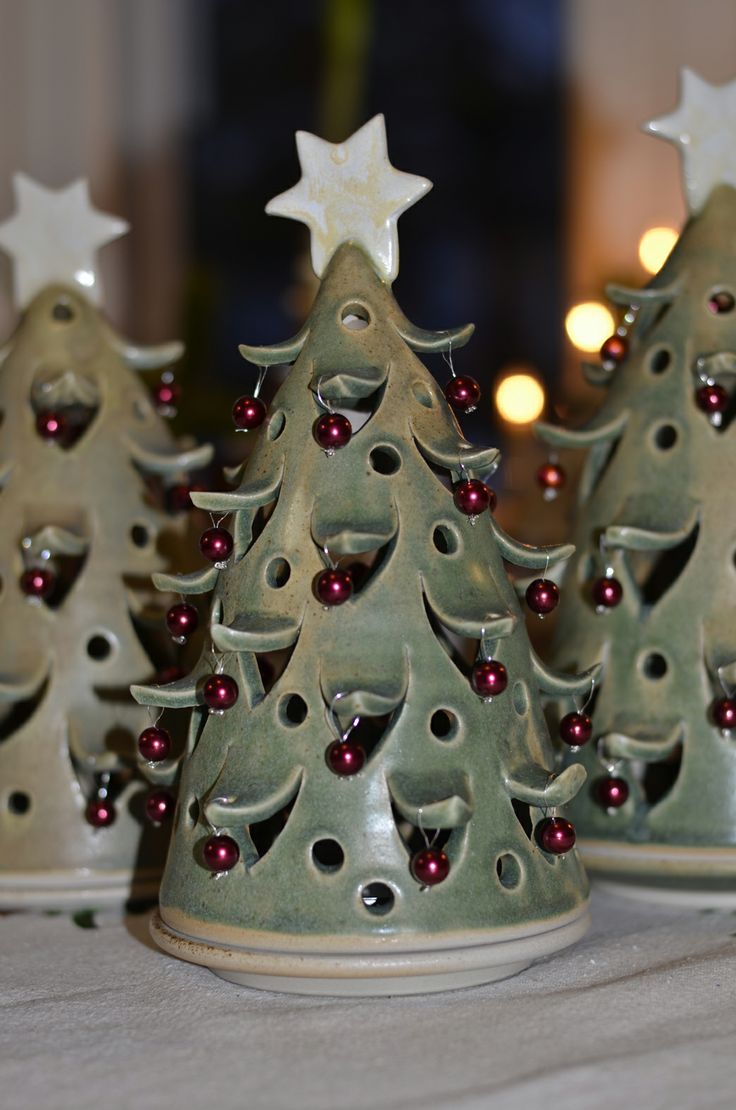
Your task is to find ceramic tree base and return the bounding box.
[0,866,161,912]
[151,904,591,997]
[581,839,736,908]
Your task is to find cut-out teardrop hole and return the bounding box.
[360,882,394,915]
[341,302,371,330]
[248,797,297,866]
[512,682,528,716]
[33,400,99,448]
[0,673,50,742]
[580,434,622,501]
[249,501,278,548]
[641,743,683,807]
[348,712,393,763]
[511,798,533,840]
[265,557,291,588]
[640,651,668,679]
[345,540,393,597]
[7,790,31,815]
[411,381,434,408]
[311,838,344,873]
[422,594,477,677]
[44,550,89,610]
[392,804,453,857]
[648,347,672,375]
[186,797,200,829]
[652,423,678,451]
[278,693,308,726]
[432,523,461,556]
[256,642,296,694]
[496,853,521,890]
[369,446,402,474]
[430,709,458,741]
[268,411,286,440]
[415,442,454,492]
[626,523,699,609]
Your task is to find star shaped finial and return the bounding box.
[643,69,736,213]
[266,114,431,282]
[0,174,128,308]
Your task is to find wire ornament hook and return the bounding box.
[315,378,334,414]
[575,675,596,715]
[253,365,268,399]
[442,335,457,379]
[327,692,360,743]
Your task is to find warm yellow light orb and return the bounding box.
[495,372,546,425]
[564,302,615,353]
[638,226,678,274]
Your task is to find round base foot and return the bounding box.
[0,868,160,912]
[581,838,736,909]
[150,903,591,997]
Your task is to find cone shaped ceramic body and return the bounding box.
[135,242,591,995]
[0,284,212,909]
[538,184,736,906]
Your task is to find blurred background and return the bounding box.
[1,0,736,543]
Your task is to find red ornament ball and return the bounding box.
[20,566,55,600]
[592,576,623,610]
[145,790,175,824]
[36,411,67,442]
[471,659,508,698]
[326,740,365,776]
[559,712,593,747]
[708,290,735,314]
[152,379,181,410]
[315,568,353,606]
[713,697,736,731]
[525,578,560,616]
[232,395,267,430]
[314,412,352,451]
[85,798,116,828]
[445,376,481,413]
[138,726,172,762]
[411,847,450,886]
[203,673,239,712]
[453,478,491,516]
[537,817,576,855]
[199,526,233,565]
[166,602,199,641]
[203,834,240,872]
[596,776,629,809]
[600,334,628,366]
[536,461,566,495]
[695,383,729,414]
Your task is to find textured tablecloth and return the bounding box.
[1,889,735,1109]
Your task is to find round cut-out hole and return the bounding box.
[369,446,401,474]
[411,381,434,408]
[496,853,521,889]
[649,348,671,374]
[130,524,151,548]
[432,524,460,555]
[341,303,370,330]
[312,839,345,873]
[87,634,113,661]
[430,709,458,741]
[266,557,291,588]
[52,301,74,322]
[708,289,735,315]
[641,652,668,679]
[268,411,286,440]
[360,882,394,915]
[653,423,678,450]
[512,681,529,716]
[278,694,308,726]
[8,791,31,815]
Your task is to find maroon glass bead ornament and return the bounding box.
[203,673,239,713]
[525,578,560,617]
[453,478,491,517]
[314,412,352,453]
[559,711,593,747]
[695,382,728,415]
[411,847,450,886]
[36,410,67,443]
[199,526,233,567]
[327,739,365,776]
[152,374,181,416]
[596,776,629,809]
[138,726,172,763]
[471,659,508,699]
[166,602,199,643]
[315,568,353,606]
[203,834,240,873]
[592,575,623,611]
[233,395,267,431]
[85,798,116,828]
[444,375,481,414]
[536,460,566,500]
[145,790,176,825]
[20,566,55,601]
[537,817,576,855]
[600,333,628,368]
[712,697,736,732]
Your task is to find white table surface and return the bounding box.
[1,889,735,1109]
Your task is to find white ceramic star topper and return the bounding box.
[266,114,432,283]
[643,68,736,214]
[0,174,128,308]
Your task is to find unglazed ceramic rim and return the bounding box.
[0,867,160,910]
[581,838,736,907]
[150,902,591,996]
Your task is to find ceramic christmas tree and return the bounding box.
[0,175,212,910]
[134,116,593,995]
[537,71,736,905]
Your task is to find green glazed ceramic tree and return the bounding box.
[0,176,212,910]
[537,71,736,905]
[134,116,593,995]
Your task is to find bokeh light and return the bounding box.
[495,372,546,425]
[638,226,678,275]
[564,302,615,353]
